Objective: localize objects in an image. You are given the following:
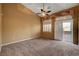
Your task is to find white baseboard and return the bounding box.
[2,36,39,46]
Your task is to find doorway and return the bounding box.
[54,15,73,43]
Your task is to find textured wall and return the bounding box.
[2,4,41,44]
[0,4,2,51]
[78,6,79,45]
[72,6,79,45]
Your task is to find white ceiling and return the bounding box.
[22,3,78,16]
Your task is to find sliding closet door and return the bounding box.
[55,19,63,40]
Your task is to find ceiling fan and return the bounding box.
[37,3,51,16]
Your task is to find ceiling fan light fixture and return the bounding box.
[42,12,46,16]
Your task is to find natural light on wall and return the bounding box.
[63,22,71,31]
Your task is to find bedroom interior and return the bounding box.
[0,3,79,56]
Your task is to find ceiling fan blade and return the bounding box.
[41,9,45,12]
[46,11,51,13]
[41,9,43,11]
[36,13,41,14]
[46,14,49,15]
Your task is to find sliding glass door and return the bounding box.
[54,15,73,43]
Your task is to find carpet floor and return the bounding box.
[0,39,79,56]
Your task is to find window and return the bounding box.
[43,20,51,32]
[63,22,71,31]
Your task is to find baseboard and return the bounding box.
[0,47,1,52]
[2,36,39,46]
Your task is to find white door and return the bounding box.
[62,20,73,43]
[55,20,63,40]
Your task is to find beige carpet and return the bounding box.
[0,39,79,56]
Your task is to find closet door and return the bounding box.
[54,19,63,40]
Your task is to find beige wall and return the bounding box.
[72,6,79,45]
[78,6,79,45]
[2,4,41,44]
[0,4,2,51]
